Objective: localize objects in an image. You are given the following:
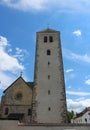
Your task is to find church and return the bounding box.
[0,28,67,123]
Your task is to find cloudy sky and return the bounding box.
[0,0,90,113]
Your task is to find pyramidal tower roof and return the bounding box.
[37,27,60,33]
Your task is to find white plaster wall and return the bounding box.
[72,111,90,124]
[82,111,90,123]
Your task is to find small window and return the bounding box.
[28,109,32,115]
[49,36,53,42]
[48,107,51,111]
[44,36,47,42]
[47,50,51,55]
[85,118,87,122]
[48,61,50,66]
[48,75,50,79]
[48,90,50,95]
[5,108,9,115]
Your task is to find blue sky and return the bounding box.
[0,0,90,113]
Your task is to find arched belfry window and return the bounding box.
[49,36,53,42]
[44,36,47,42]
[47,49,51,55]
[5,107,9,115]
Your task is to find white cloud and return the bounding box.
[0,47,24,72]
[67,90,90,112]
[0,71,15,90]
[65,69,75,84]
[8,48,12,53]
[0,35,25,90]
[73,30,82,37]
[67,98,90,113]
[0,36,9,47]
[0,0,48,11]
[67,86,72,89]
[1,0,90,13]
[66,69,74,73]
[14,47,29,61]
[66,91,90,96]
[85,79,90,85]
[63,49,90,63]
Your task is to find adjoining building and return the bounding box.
[0,76,33,122]
[0,28,67,123]
[71,107,90,124]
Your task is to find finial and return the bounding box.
[47,24,50,29]
[20,71,23,77]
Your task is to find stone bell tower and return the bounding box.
[32,28,67,123]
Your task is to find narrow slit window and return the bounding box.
[48,75,50,79]
[48,107,51,111]
[48,61,50,66]
[48,90,50,95]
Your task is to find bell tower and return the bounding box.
[32,28,67,123]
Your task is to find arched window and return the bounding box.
[28,109,32,115]
[44,36,47,42]
[5,108,9,115]
[47,49,51,55]
[49,36,53,42]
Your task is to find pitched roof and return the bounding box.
[73,107,90,119]
[37,28,60,33]
[27,82,34,90]
[3,76,34,93]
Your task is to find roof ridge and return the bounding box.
[37,28,59,33]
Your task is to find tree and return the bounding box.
[67,110,74,123]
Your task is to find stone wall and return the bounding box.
[1,77,32,121]
[0,120,90,130]
[32,29,67,123]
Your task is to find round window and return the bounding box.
[14,91,23,100]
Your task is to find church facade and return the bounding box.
[0,76,33,122]
[0,28,67,123]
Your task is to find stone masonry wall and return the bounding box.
[32,29,67,123]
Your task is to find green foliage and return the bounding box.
[67,110,74,123]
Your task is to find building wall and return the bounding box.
[32,29,67,123]
[82,111,90,123]
[72,111,90,124]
